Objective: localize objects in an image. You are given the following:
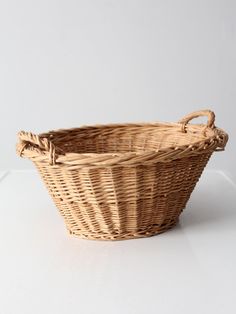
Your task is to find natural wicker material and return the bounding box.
[17,110,228,240]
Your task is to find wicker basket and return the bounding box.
[17,110,228,240]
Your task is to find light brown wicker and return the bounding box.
[17,110,228,240]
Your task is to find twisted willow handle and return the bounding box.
[178,110,215,134]
[17,131,57,165]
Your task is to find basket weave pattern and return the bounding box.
[17,110,228,240]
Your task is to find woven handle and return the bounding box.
[178,110,215,134]
[17,131,57,165]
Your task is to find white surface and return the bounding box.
[0,0,235,180]
[0,169,235,314]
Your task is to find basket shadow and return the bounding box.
[179,189,236,229]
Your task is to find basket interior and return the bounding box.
[44,124,210,155]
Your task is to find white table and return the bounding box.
[0,170,235,314]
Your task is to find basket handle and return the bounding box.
[178,110,215,134]
[17,131,57,165]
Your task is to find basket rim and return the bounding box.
[17,121,228,167]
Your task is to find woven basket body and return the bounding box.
[17,110,228,240]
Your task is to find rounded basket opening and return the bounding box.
[44,123,210,155]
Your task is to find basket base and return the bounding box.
[67,219,179,241]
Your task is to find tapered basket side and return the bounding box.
[34,152,212,240]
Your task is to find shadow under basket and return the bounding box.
[16,110,228,240]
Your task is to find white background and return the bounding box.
[0,2,236,314]
[0,0,235,181]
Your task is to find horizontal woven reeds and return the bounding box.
[17,110,228,240]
